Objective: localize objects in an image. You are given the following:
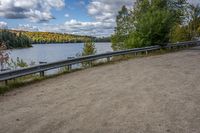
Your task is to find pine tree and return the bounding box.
[111,5,133,50]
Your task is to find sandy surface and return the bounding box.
[1,47,200,133]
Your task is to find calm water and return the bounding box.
[6,43,113,65]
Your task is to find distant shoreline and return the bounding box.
[32,42,111,45]
[3,42,111,51]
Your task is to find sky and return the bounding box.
[0,0,199,37]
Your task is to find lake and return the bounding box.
[6,42,113,65]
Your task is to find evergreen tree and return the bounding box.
[111,5,133,50]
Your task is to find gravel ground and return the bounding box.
[0,47,200,133]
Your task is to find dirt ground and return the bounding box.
[0,47,200,133]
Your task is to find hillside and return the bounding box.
[13,31,92,44]
[0,29,111,49]
[12,30,110,44]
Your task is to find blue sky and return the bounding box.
[0,0,199,37]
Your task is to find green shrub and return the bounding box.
[82,41,96,56]
[82,41,96,67]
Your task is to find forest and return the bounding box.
[112,0,200,50]
[0,30,31,49]
[0,30,93,49]
[23,31,91,44]
[0,29,111,49]
[23,31,110,44]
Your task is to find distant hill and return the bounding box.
[11,30,111,44]
[0,29,111,49]
[12,30,92,44]
[93,36,111,42]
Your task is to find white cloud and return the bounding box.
[13,19,114,36]
[0,0,65,22]
[65,14,69,17]
[46,19,113,36]
[0,21,8,29]
[88,0,134,23]
[0,0,136,36]
[62,19,113,36]
[14,24,39,31]
[13,0,134,36]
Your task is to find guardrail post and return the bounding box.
[89,61,93,67]
[145,50,148,55]
[134,52,137,56]
[40,71,45,77]
[68,65,72,71]
[5,80,8,86]
[39,62,46,77]
[168,46,171,50]
[107,57,111,62]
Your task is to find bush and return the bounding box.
[82,41,96,67]
[82,41,96,56]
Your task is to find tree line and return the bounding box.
[112,0,200,50]
[0,30,111,49]
[0,30,31,49]
[23,31,91,44]
[24,32,111,44]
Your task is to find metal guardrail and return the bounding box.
[0,40,200,82]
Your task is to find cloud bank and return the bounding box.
[12,0,134,36]
[0,0,65,22]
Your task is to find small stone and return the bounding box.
[166,129,170,132]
